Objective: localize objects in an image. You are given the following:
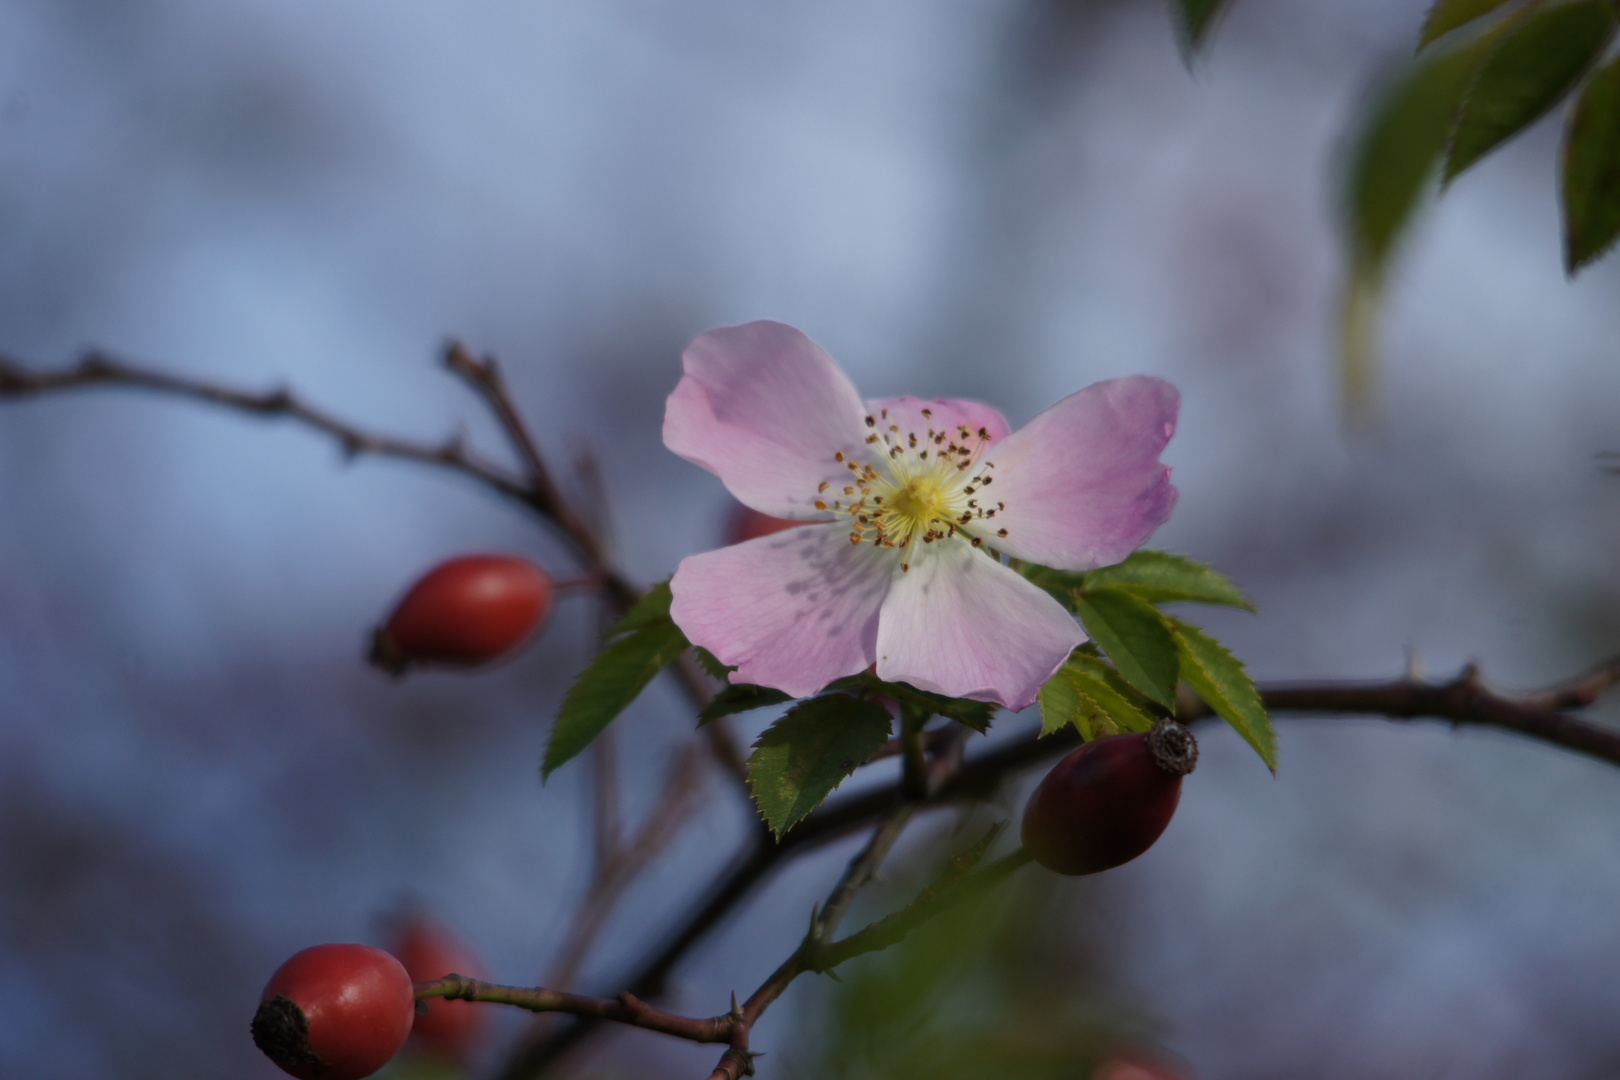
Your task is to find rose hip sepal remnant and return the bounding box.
[664,320,1179,711]
[369,554,553,675]
[251,943,416,1080]
[1021,719,1197,876]
[387,915,489,1063]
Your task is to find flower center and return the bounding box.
[812,406,1009,571]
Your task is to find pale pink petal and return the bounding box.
[664,321,871,519]
[983,376,1178,570]
[863,396,1011,449]
[670,522,894,698]
[875,540,1084,710]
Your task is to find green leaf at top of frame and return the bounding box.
[1418,0,1516,50]
[698,682,793,726]
[1344,28,1503,274]
[1073,587,1180,709]
[1082,550,1255,611]
[1170,0,1233,54]
[1444,0,1618,183]
[1563,55,1620,273]
[1038,650,1157,740]
[1167,614,1277,772]
[542,580,688,778]
[747,695,894,838]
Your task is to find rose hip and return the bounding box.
[1020,720,1197,876]
[251,943,415,1080]
[369,554,553,674]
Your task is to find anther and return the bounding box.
[996,528,1008,537]
[865,416,876,427]
[815,500,827,510]
[835,451,844,462]
[818,481,829,493]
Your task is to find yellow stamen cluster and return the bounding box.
[812,407,1010,572]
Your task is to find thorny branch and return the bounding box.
[502,655,1620,1078]
[11,347,1620,1078]
[0,346,750,781]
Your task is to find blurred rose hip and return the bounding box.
[369,554,553,674]
[387,914,489,1063]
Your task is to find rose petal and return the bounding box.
[664,321,871,519]
[982,376,1178,570]
[863,396,1011,450]
[670,522,894,698]
[875,539,1083,710]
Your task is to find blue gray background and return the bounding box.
[3,1,1620,1077]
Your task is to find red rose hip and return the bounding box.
[369,554,553,674]
[1021,720,1198,876]
[386,914,489,1063]
[252,943,416,1080]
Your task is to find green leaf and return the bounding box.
[1039,651,1157,740]
[1170,0,1232,53]
[1062,652,1158,733]
[698,682,793,726]
[1344,31,1501,273]
[1562,55,1620,272]
[881,682,997,734]
[693,646,735,682]
[1082,550,1256,611]
[747,696,894,837]
[542,582,689,778]
[1166,615,1277,772]
[1418,0,1516,50]
[1018,564,1087,611]
[1073,587,1179,709]
[1444,0,1618,182]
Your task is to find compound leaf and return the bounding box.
[1082,549,1255,611]
[1444,0,1617,182]
[747,696,894,838]
[1418,0,1515,50]
[1167,615,1276,772]
[1563,54,1620,272]
[1073,587,1179,709]
[543,581,688,777]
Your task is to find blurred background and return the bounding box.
[4,0,1620,1077]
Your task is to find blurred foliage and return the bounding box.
[1337,0,1620,414]
[784,845,1158,1080]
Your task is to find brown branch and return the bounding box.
[500,654,1620,1078]
[0,349,540,503]
[417,974,734,1044]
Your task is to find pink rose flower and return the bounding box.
[664,321,1178,711]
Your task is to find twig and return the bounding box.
[0,349,538,504]
[0,346,753,786]
[499,653,1620,1078]
[544,745,707,994]
[809,847,1032,973]
[417,974,733,1044]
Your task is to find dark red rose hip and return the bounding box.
[369,554,553,674]
[252,943,416,1080]
[1020,720,1197,876]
